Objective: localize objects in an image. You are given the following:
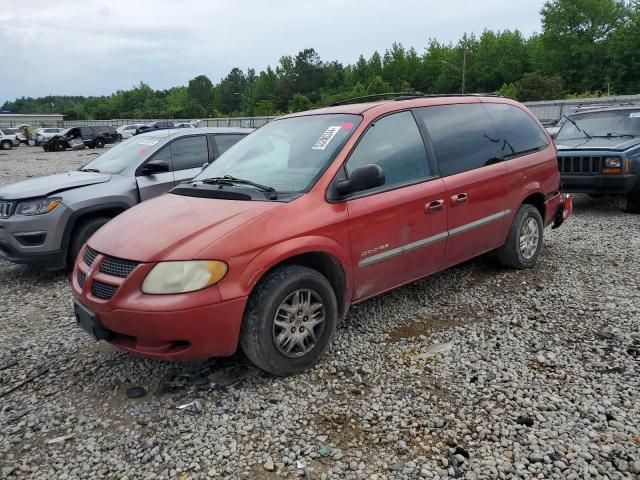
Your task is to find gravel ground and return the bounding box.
[0,145,639,479]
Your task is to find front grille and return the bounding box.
[0,201,12,218]
[84,246,98,266]
[92,281,118,300]
[100,256,139,278]
[77,270,86,289]
[557,156,603,174]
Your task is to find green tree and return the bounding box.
[289,94,312,112]
[516,72,562,101]
[187,75,214,113]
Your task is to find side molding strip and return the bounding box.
[358,209,511,267]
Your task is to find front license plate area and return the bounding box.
[74,300,110,340]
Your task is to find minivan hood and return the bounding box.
[88,193,283,262]
[556,136,640,152]
[0,171,111,200]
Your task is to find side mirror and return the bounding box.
[335,164,385,196]
[140,160,170,176]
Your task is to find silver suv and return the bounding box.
[0,127,253,269]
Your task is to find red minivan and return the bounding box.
[71,95,572,375]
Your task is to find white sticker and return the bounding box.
[312,126,341,151]
[630,112,640,118]
[138,139,159,145]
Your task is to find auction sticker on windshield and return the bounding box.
[630,112,640,118]
[312,126,341,151]
[138,139,159,145]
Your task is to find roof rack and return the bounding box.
[330,92,503,107]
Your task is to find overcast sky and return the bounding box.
[0,0,546,105]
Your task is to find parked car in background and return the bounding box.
[0,128,253,270]
[6,127,28,145]
[0,128,20,149]
[42,126,110,151]
[555,105,640,213]
[135,121,175,135]
[34,128,65,146]
[116,124,142,140]
[92,126,119,144]
[175,122,195,128]
[70,95,572,376]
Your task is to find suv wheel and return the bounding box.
[54,141,65,152]
[68,216,111,267]
[94,138,105,148]
[497,204,544,269]
[240,265,338,376]
[625,181,640,214]
[0,140,11,150]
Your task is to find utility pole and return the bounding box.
[462,49,467,94]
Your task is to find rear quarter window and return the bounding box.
[213,134,246,155]
[415,104,502,176]
[482,103,549,158]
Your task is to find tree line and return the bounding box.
[3,0,639,120]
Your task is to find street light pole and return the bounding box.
[439,48,468,94]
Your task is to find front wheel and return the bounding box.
[497,204,544,269]
[54,141,65,152]
[94,138,105,148]
[240,265,338,376]
[625,180,640,214]
[0,140,11,150]
[68,216,111,268]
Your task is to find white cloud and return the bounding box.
[0,0,545,104]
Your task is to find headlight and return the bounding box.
[15,197,61,216]
[605,157,621,168]
[142,260,228,294]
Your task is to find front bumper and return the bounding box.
[0,204,70,268]
[71,246,247,360]
[561,173,637,195]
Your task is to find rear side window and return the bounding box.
[170,135,209,170]
[483,103,549,158]
[345,111,430,192]
[415,104,501,176]
[214,134,245,156]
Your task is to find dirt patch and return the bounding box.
[389,304,478,342]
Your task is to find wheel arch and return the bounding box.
[230,238,352,319]
[61,202,130,256]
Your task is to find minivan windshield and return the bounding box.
[81,135,166,174]
[195,114,362,193]
[556,109,640,141]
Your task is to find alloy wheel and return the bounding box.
[519,217,540,260]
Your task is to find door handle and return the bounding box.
[451,193,468,205]
[425,199,445,213]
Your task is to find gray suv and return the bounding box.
[0,127,253,269]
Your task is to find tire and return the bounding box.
[0,140,11,150]
[116,134,122,142]
[94,138,105,148]
[625,180,640,214]
[68,216,111,267]
[497,204,544,270]
[588,194,605,199]
[54,141,65,152]
[43,145,49,152]
[240,265,338,376]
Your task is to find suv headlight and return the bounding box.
[604,157,621,168]
[142,260,228,294]
[15,197,61,216]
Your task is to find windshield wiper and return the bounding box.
[592,132,635,139]
[201,175,278,200]
[79,167,101,173]
[562,115,592,139]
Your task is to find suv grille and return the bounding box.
[100,257,139,278]
[0,201,12,218]
[92,281,118,300]
[557,156,603,174]
[77,270,86,289]
[84,246,98,266]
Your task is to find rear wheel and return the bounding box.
[240,265,338,376]
[497,204,544,269]
[68,216,111,268]
[0,140,11,150]
[94,138,105,148]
